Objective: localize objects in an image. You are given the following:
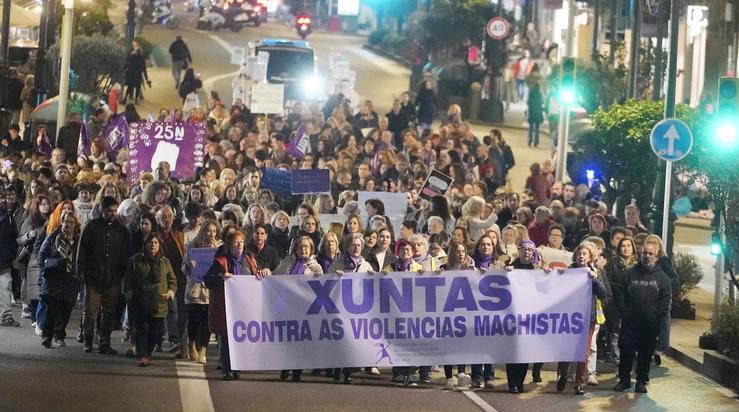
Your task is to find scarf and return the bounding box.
[319,254,336,273]
[56,233,76,274]
[474,254,495,270]
[394,258,412,272]
[518,240,542,266]
[289,257,308,275]
[228,254,243,276]
[343,255,364,272]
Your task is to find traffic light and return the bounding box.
[558,57,577,105]
[710,230,723,255]
[716,77,739,145]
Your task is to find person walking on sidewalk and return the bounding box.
[169,36,192,89]
[78,196,130,355]
[122,44,150,105]
[613,242,671,394]
[527,83,544,147]
[0,186,20,327]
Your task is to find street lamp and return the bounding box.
[56,0,75,135]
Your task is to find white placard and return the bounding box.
[250,83,284,114]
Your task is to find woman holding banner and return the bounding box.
[441,240,477,390]
[275,235,324,382]
[470,234,505,389]
[205,230,259,381]
[555,241,607,395]
[503,240,542,393]
[316,233,340,274]
[183,219,221,364]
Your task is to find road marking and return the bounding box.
[461,390,499,412]
[203,70,240,95]
[176,360,215,412]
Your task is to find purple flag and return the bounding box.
[287,122,311,160]
[77,118,90,157]
[100,115,129,161]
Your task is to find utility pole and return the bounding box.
[555,0,577,182]
[628,0,642,98]
[652,1,666,100]
[1,0,11,66]
[56,0,75,135]
[609,0,620,66]
[34,0,59,107]
[592,0,601,62]
[649,0,681,253]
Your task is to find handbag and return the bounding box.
[189,281,208,302]
[17,244,32,265]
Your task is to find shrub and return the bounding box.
[673,252,703,301]
[368,28,389,46]
[381,33,408,55]
[714,299,739,360]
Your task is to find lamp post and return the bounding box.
[126,0,137,47]
[1,0,11,67]
[56,0,75,135]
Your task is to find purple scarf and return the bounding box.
[289,257,308,275]
[474,254,495,270]
[343,255,364,272]
[394,258,412,271]
[319,254,336,273]
[229,255,243,276]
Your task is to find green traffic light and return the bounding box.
[558,89,576,104]
[711,242,722,255]
[716,121,738,144]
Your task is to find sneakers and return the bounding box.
[368,367,380,375]
[0,318,21,327]
[484,380,494,390]
[83,344,93,353]
[471,379,482,389]
[166,341,179,353]
[54,338,66,347]
[635,381,648,393]
[444,378,454,390]
[76,330,84,343]
[586,376,599,386]
[457,373,471,388]
[41,338,52,348]
[32,322,42,336]
[574,385,585,395]
[21,306,31,319]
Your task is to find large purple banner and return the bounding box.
[127,122,206,187]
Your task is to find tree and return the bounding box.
[48,35,127,95]
[549,55,628,114]
[570,99,694,213]
[54,0,115,36]
[406,0,497,59]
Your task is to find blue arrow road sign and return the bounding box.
[650,118,693,161]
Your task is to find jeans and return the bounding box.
[618,321,659,384]
[471,364,494,382]
[172,60,187,87]
[187,304,209,349]
[34,299,46,329]
[135,315,164,358]
[41,296,73,340]
[528,122,541,147]
[516,79,527,102]
[82,284,120,347]
[166,285,188,346]
[0,269,13,320]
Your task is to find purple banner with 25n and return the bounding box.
[224,269,592,370]
[127,122,206,187]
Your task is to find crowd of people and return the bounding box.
[0,68,675,395]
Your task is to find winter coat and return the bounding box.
[169,39,192,63]
[37,230,80,303]
[124,51,148,87]
[276,255,324,276]
[204,252,256,336]
[0,210,18,270]
[77,217,130,291]
[18,216,46,300]
[124,252,177,319]
[268,226,291,258]
[527,89,545,124]
[415,88,437,125]
[247,243,280,271]
[615,262,672,327]
[327,254,373,274]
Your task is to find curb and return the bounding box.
[667,344,739,392]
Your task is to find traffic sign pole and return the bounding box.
[661,160,672,243]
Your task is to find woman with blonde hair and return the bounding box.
[242,203,266,235]
[316,232,341,273]
[461,196,499,242]
[268,210,291,257]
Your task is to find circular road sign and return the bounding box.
[650,118,693,162]
[487,17,509,40]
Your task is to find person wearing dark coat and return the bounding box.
[386,99,410,151]
[122,48,149,105]
[0,186,20,327]
[415,81,437,131]
[246,224,280,271]
[77,196,130,355]
[178,68,203,102]
[204,230,257,381]
[37,211,81,347]
[169,36,193,88]
[268,215,291,258]
[124,233,177,367]
[613,242,671,394]
[55,114,82,158]
[526,83,545,147]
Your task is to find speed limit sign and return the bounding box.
[486,17,509,40]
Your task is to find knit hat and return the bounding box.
[589,212,608,228]
[101,196,118,209]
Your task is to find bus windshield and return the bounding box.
[257,47,315,82]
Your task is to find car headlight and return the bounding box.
[302,75,324,97]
